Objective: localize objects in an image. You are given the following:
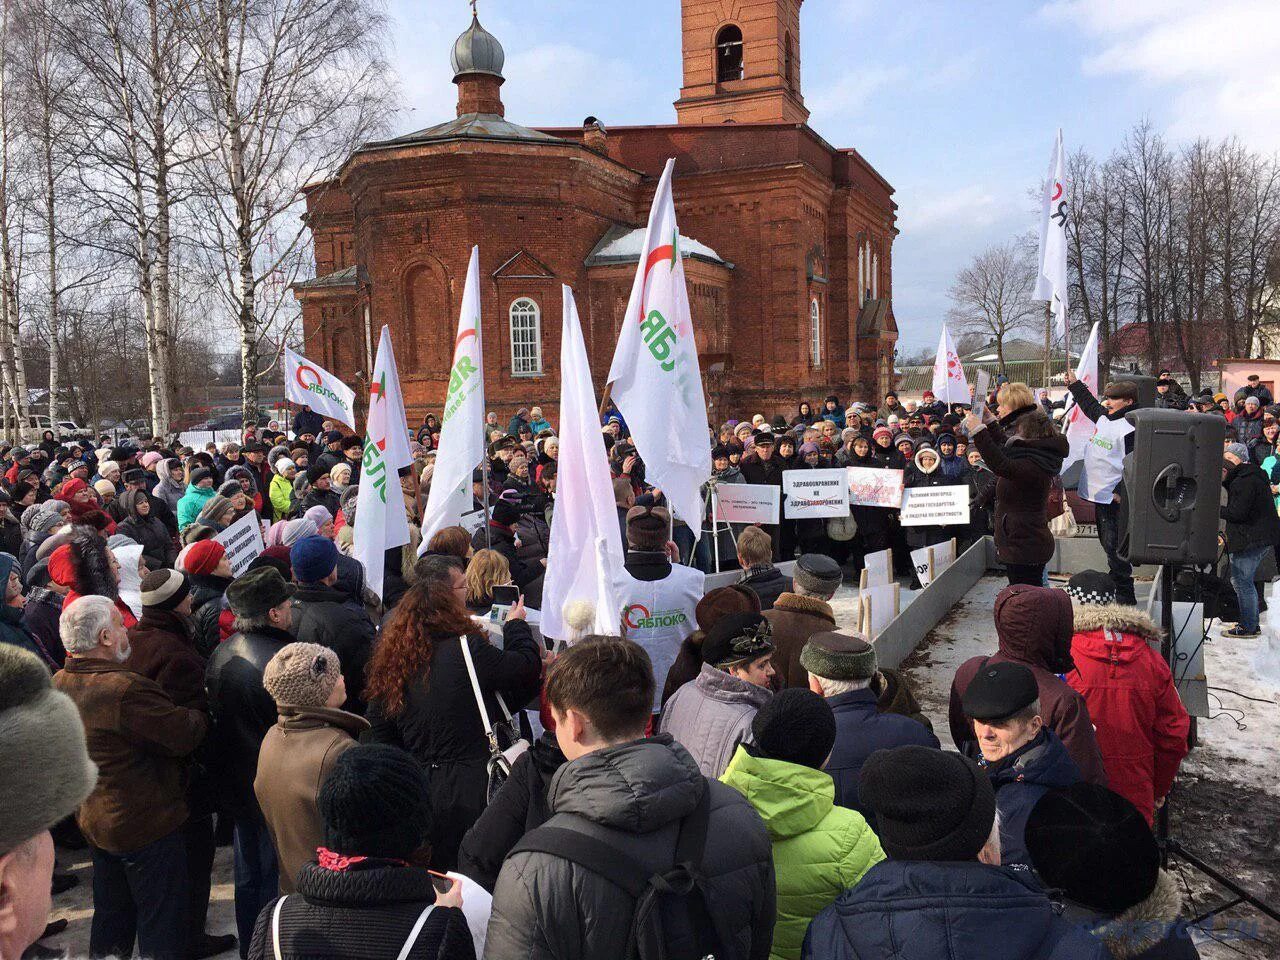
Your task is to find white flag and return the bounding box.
[353,325,413,600]
[541,286,625,641]
[420,247,486,548]
[1035,128,1070,338]
[606,158,712,536]
[1060,321,1099,473]
[283,346,357,430]
[931,324,969,405]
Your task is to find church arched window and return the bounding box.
[809,298,822,367]
[716,25,744,83]
[784,31,794,85]
[509,298,543,376]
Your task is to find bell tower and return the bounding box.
[675,0,808,125]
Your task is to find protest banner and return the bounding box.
[910,546,934,588]
[972,370,991,421]
[459,508,487,537]
[861,547,893,589]
[783,468,850,519]
[932,538,957,575]
[215,511,266,577]
[847,467,904,509]
[900,486,970,527]
[284,346,357,430]
[714,483,780,525]
[909,539,956,589]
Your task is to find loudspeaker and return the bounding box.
[1123,409,1226,566]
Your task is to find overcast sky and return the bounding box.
[383,0,1280,351]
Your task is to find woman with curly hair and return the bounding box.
[364,554,543,870]
[464,549,511,615]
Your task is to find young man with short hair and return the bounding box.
[661,612,776,777]
[736,525,791,610]
[486,637,776,960]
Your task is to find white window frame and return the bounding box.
[508,297,543,377]
[809,297,823,367]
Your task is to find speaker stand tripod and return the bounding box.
[1153,563,1280,926]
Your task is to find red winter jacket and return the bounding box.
[950,585,1107,787]
[1067,604,1190,825]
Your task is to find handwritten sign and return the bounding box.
[714,483,780,525]
[900,486,970,527]
[783,469,850,519]
[459,508,487,537]
[215,511,266,577]
[972,370,991,421]
[847,467,905,509]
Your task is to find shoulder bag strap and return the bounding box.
[673,780,713,869]
[393,904,436,960]
[271,896,289,960]
[510,826,649,900]
[458,635,499,752]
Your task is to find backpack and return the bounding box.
[510,783,729,960]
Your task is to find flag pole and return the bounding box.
[481,454,492,551]
[597,381,613,421]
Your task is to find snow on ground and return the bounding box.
[899,576,1280,960]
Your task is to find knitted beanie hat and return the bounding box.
[140,569,191,611]
[318,744,432,859]
[1065,570,1116,606]
[0,645,98,854]
[859,746,996,862]
[263,642,341,708]
[751,688,836,770]
[290,535,338,584]
[184,539,226,577]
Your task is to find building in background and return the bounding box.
[294,0,899,420]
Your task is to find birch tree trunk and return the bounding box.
[0,4,29,441]
[146,0,171,436]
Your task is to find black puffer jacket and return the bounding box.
[291,583,376,713]
[248,860,475,960]
[1221,459,1280,553]
[457,733,567,892]
[189,572,232,659]
[484,735,776,960]
[365,620,542,872]
[206,624,294,820]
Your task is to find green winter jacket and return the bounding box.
[721,746,884,960]
[269,473,294,522]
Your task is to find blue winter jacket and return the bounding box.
[969,727,1081,867]
[826,689,940,819]
[803,860,1110,960]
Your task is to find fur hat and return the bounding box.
[0,645,97,854]
[800,631,877,681]
[1025,783,1160,915]
[625,505,670,552]
[263,642,341,708]
[226,567,295,619]
[694,585,761,634]
[793,553,842,595]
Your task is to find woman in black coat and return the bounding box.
[455,732,567,892]
[364,570,543,872]
[115,488,176,570]
[964,384,1069,586]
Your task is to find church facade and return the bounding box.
[295,0,899,423]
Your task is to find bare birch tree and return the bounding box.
[946,238,1040,372]
[0,2,31,440]
[178,0,393,428]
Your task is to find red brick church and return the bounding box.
[295,0,899,422]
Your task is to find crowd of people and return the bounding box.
[1,366,1271,960]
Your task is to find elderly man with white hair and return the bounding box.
[53,595,209,960]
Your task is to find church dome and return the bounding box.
[450,14,505,80]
